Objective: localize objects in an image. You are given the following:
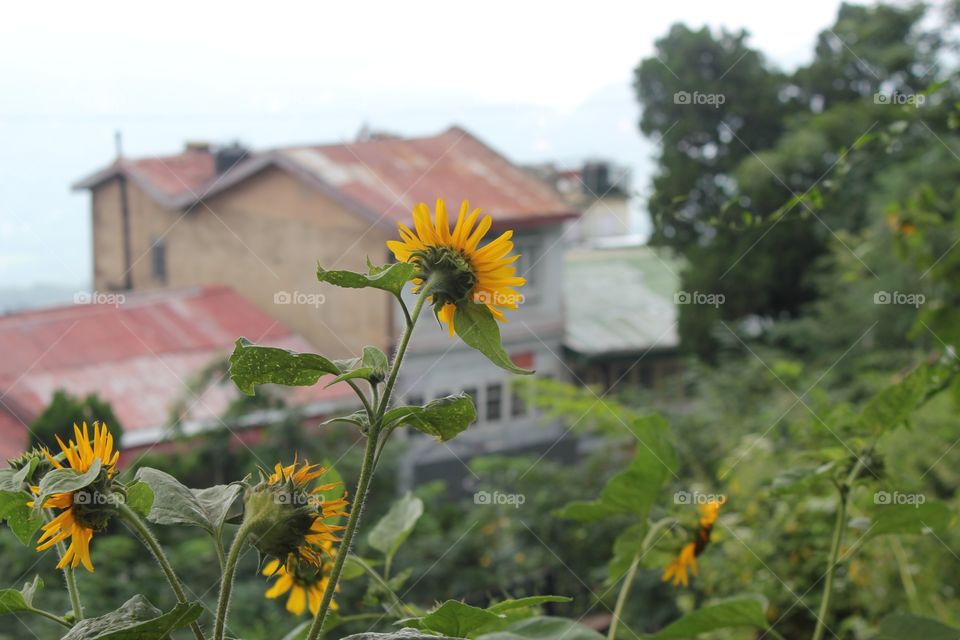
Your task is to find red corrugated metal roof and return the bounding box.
[74,127,579,227]
[0,286,355,451]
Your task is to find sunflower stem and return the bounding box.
[118,503,205,640]
[62,560,83,621]
[305,286,431,640]
[212,520,253,640]
[811,455,867,640]
[608,517,675,640]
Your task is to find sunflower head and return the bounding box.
[263,546,338,617]
[31,422,121,572]
[244,459,348,568]
[387,199,526,335]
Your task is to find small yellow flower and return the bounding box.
[387,199,526,336]
[30,422,120,572]
[662,498,725,588]
[662,542,698,587]
[245,458,349,569]
[263,549,338,616]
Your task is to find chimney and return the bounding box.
[214,142,249,174]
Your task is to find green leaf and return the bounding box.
[863,501,953,540]
[32,459,102,515]
[453,303,533,375]
[327,346,390,387]
[230,338,342,395]
[0,576,42,616]
[771,462,836,495]
[0,490,43,545]
[476,616,604,640]
[486,597,571,614]
[134,468,242,540]
[317,261,417,298]
[557,416,676,524]
[383,394,477,442]
[340,630,461,640]
[857,360,957,435]
[607,522,647,582]
[123,481,154,518]
[341,555,374,581]
[368,492,424,562]
[645,595,769,638]
[875,613,960,640]
[61,595,202,640]
[402,600,503,637]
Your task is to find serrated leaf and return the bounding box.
[317,261,417,298]
[453,303,533,375]
[383,394,477,442]
[0,490,43,545]
[0,576,42,616]
[875,613,959,640]
[863,502,953,540]
[123,481,154,518]
[62,595,201,640]
[645,595,769,638]
[476,616,604,640]
[857,361,957,435]
[230,338,342,395]
[368,492,423,562]
[401,600,502,637]
[134,468,242,540]
[32,459,102,515]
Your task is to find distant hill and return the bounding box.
[0,284,86,314]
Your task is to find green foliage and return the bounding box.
[875,614,960,640]
[367,492,423,564]
[383,394,477,441]
[0,576,42,616]
[31,459,102,515]
[643,595,769,638]
[453,302,533,375]
[133,467,242,541]
[229,338,342,396]
[28,389,123,451]
[316,261,417,299]
[0,490,43,544]
[60,595,201,640]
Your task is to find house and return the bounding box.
[563,245,684,400]
[0,286,356,462]
[527,160,636,245]
[73,127,580,479]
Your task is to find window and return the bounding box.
[151,239,167,283]
[485,383,503,422]
[510,382,528,418]
[463,386,479,423]
[513,236,541,301]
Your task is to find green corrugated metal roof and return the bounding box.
[563,245,681,357]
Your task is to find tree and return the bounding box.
[29,389,123,451]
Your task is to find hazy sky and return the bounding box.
[0,0,845,289]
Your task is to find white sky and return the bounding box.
[0,0,844,289]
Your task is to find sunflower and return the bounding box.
[30,422,120,572]
[245,458,348,569]
[263,547,338,616]
[662,499,725,588]
[387,199,526,336]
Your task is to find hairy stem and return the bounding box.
[212,522,252,640]
[118,503,205,640]
[58,542,84,621]
[27,606,72,628]
[305,289,430,640]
